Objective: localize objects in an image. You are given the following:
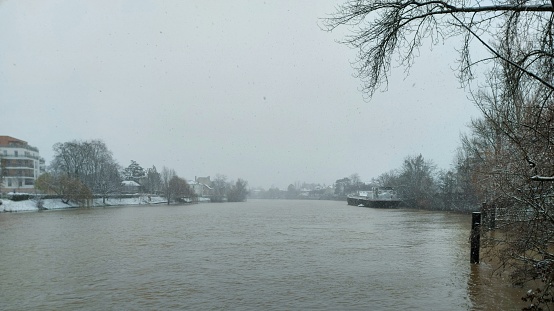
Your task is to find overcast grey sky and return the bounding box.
[0,0,480,189]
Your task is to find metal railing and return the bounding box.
[0,144,39,152]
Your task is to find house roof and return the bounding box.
[0,136,27,147]
[189,181,213,190]
[122,180,140,186]
[196,176,212,186]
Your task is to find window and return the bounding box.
[14,151,18,157]
[7,179,11,187]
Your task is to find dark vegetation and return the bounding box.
[32,140,248,206]
[324,0,554,308]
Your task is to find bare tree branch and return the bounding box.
[323,0,554,97]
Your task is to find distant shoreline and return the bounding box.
[0,196,168,213]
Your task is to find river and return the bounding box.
[0,199,527,310]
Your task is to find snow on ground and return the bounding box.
[0,196,167,212]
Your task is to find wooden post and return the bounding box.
[470,211,481,264]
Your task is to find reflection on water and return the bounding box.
[468,262,528,310]
[0,200,527,310]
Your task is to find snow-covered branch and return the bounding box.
[530,175,554,181]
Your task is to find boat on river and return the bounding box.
[347,187,401,208]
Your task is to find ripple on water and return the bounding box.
[0,200,526,310]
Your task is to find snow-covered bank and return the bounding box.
[0,196,167,212]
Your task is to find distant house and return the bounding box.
[121,180,141,194]
[0,135,46,193]
[189,176,214,198]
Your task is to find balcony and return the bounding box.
[1,153,41,160]
[2,144,39,153]
[3,167,35,171]
[2,159,35,169]
[3,170,35,178]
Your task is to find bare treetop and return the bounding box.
[323,0,554,98]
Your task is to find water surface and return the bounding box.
[0,200,526,310]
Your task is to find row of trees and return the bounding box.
[34,140,247,205]
[159,167,194,205]
[36,140,121,205]
[325,0,554,307]
[250,183,332,200]
[331,154,477,212]
[210,174,249,202]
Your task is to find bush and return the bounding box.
[9,194,30,201]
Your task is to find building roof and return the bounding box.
[122,180,141,186]
[0,136,27,147]
[189,181,213,190]
[196,176,212,186]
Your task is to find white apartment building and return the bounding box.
[0,136,46,193]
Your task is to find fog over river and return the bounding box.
[0,200,526,310]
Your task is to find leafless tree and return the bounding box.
[50,139,121,196]
[376,170,399,188]
[95,161,121,204]
[227,178,249,202]
[398,154,437,208]
[212,174,228,202]
[35,173,92,206]
[457,36,554,307]
[168,175,193,203]
[142,165,162,194]
[161,166,176,205]
[349,173,363,192]
[323,0,554,98]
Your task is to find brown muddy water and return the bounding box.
[0,199,528,310]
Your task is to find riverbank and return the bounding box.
[0,196,167,212]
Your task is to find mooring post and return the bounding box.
[470,211,481,264]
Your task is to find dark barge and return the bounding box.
[347,187,401,208]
